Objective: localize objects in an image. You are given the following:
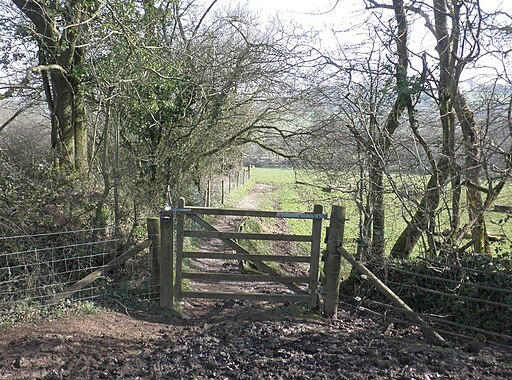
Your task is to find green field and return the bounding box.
[240,167,512,257]
[245,168,401,253]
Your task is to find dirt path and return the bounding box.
[0,184,511,379]
[184,182,307,309]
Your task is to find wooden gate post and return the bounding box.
[308,205,323,308]
[147,218,161,298]
[159,211,174,310]
[324,205,345,317]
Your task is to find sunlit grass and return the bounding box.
[0,300,103,329]
[247,167,512,256]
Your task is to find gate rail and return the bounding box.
[155,198,325,308]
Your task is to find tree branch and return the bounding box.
[0,102,36,134]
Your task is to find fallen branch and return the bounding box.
[48,240,151,304]
[494,205,512,214]
[0,102,36,134]
[338,247,446,345]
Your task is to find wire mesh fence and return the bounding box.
[0,226,156,319]
[339,253,512,347]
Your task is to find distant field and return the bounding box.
[248,168,405,251]
[246,167,512,256]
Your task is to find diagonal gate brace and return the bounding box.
[188,214,304,295]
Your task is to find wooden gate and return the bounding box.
[160,198,325,307]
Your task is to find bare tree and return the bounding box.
[295,0,511,258]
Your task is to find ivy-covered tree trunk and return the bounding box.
[12,0,96,173]
[390,165,447,258]
[368,149,385,261]
[363,0,410,262]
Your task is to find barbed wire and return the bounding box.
[357,297,512,342]
[387,265,512,293]
[417,257,512,278]
[385,280,512,309]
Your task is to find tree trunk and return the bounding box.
[454,92,491,254]
[390,0,457,258]
[12,0,93,174]
[450,173,462,243]
[391,159,449,258]
[369,155,385,262]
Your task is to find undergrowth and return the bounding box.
[0,300,103,330]
[342,252,512,337]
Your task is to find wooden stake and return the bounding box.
[147,218,161,296]
[221,179,225,205]
[174,197,186,302]
[207,180,211,207]
[308,204,323,308]
[160,212,174,310]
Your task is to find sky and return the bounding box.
[213,0,512,83]
[219,0,511,23]
[215,0,512,38]
[213,0,512,48]
[238,0,511,18]
[222,0,364,29]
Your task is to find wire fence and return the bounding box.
[0,226,155,318]
[339,253,512,347]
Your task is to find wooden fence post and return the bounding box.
[159,212,174,310]
[308,205,323,308]
[324,205,345,317]
[147,218,161,298]
[221,179,225,205]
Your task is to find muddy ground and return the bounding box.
[0,302,511,379]
[1,184,511,379]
